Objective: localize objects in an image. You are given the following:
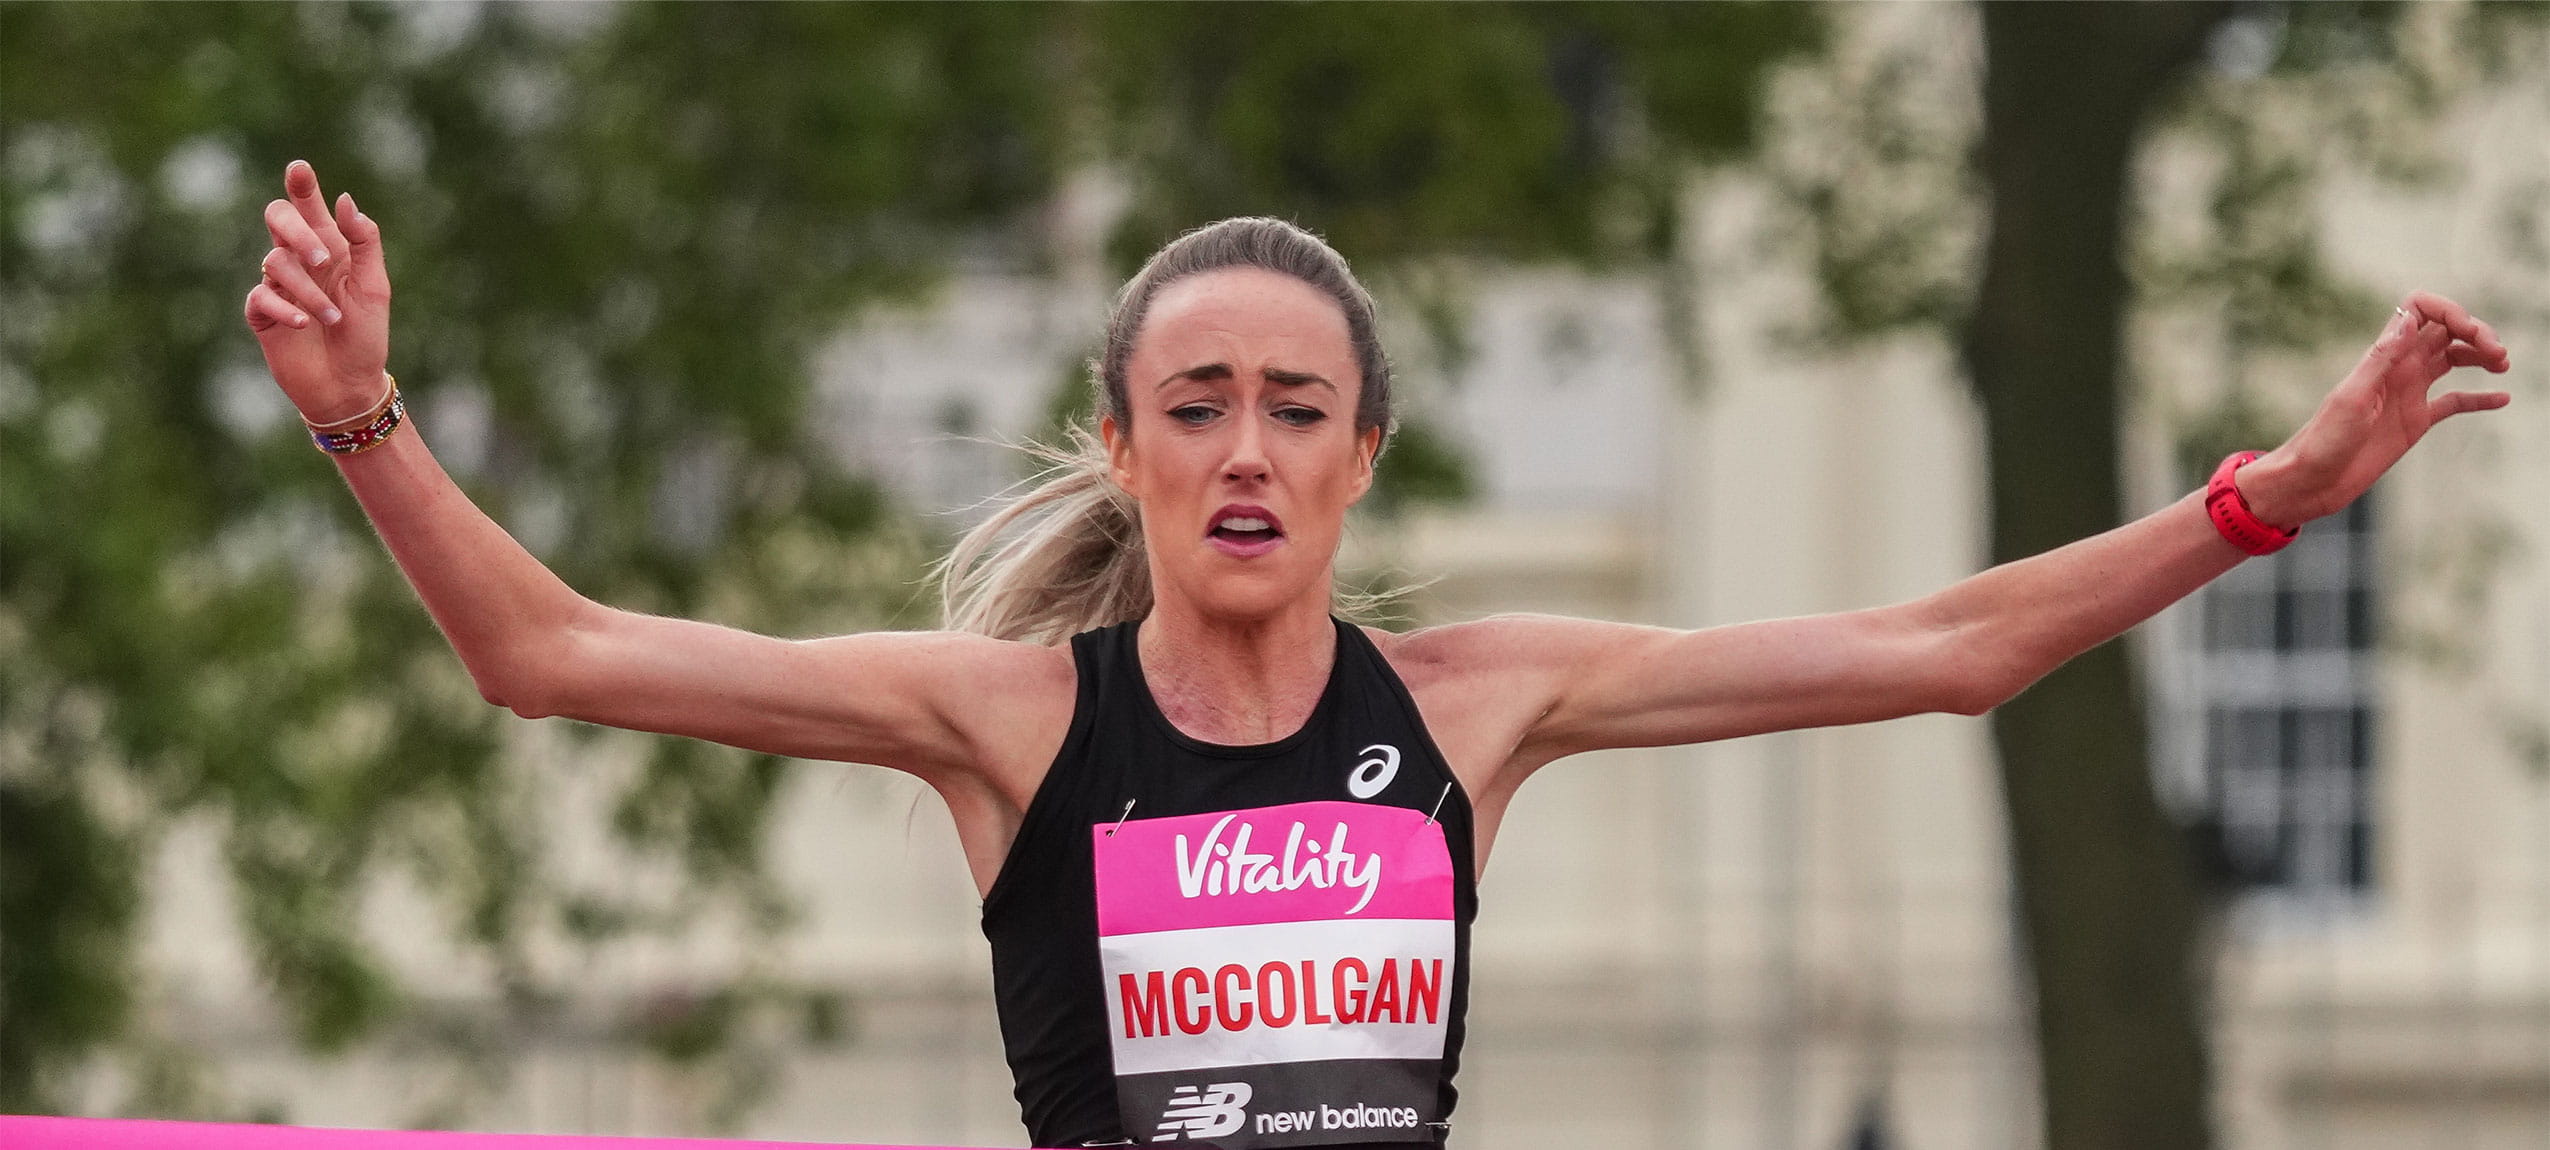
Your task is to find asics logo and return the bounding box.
[1348,744,1399,799]
[1153,1081,1252,1141]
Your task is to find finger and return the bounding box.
[2402,291,2506,358]
[335,191,390,300]
[2389,315,2449,372]
[2368,307,2423,371]
[2411,317,2455,367]
[244,282,311,333]
[261,247,342,325]
[283,160,351,267]
[264,198,330,270]
[2426,390,2513,422]
[2444,343,2511,371]
[2471,316,2504,357]
[245,284,332,400]
[2467,334,2511,373]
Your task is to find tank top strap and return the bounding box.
[1333,620,1424,731]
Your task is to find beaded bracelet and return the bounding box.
[305,373,406,456]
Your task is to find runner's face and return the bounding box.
[1106,267,1380,621]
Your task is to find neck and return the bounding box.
[1137,596,1337,745]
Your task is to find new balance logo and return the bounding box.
[1152,1081,1252,1141]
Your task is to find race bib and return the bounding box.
[1094,801,1454,1147]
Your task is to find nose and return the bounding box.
[1222,413,1270,484]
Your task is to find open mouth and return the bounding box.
[1207,505,1286,554]
[1210,516,1281,545]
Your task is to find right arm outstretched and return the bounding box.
[243,160,1074,789]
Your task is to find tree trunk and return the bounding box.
[1969,4,2230,1149]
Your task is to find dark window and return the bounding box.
[2171,498,2378,897]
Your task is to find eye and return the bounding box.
[1168,404,1218,426]
[1274,405,1327,427]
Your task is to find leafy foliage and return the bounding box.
[1093,2,1815,268]
[2,0,1031,1112]
[0,0,1814,1121]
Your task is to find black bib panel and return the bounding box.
[981,618,1478,1148]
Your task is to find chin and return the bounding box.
[1170,553,1333,622]
[1193,579,1318,623]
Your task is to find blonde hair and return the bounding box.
[937,217,1395,644]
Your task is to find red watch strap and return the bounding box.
[2206,450,2300,556]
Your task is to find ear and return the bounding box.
[1348,424,1381,503]
[1101,414,1140,498]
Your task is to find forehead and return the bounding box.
[1134,267,1357,380]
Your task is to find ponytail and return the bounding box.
[935,427,1152,645]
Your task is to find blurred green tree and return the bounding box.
[0,0,1813,1123]
[1771,3,2546,1147]
[2,0,1057,1117]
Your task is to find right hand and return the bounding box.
[242,160,393,426]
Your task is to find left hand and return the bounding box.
[2240,290,2514,527]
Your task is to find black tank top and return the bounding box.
[981,617,1478,1148]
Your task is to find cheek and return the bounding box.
[1117,420,1194,490]
[1291,448,1366,519]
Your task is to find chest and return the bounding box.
[1144,663,1332,748]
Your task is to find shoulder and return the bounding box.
[1362,613,1622,725]
[1360,615,1625,796]
[848,629,1079,777]
[933,628,1082,690]
[1365,614,1622,686]
[959,630,1083,723]
[1366,613,1690,736]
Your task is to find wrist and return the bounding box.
[295,372,395,430]
[299,371,396,428]
[2230,449,2311,531]
[2205,450,2300,556]
[304,372,406,456]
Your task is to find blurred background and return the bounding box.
[3,3,2546,1149]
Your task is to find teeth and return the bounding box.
[1217,516,1271,532]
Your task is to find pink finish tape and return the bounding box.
[0,1116,1009,1150]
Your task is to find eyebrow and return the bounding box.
[1155,363,1338,393]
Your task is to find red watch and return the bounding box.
[2206,450,2300,556]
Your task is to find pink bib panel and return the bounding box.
[1092,801,1454,1147]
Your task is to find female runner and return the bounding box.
[245,159,2512,1149]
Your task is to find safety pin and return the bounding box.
[1424,782,1452,825]
[1104,799,1136,837]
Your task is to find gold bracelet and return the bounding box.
[302,372,398,431]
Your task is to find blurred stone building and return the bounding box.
[127,8,2547,1150]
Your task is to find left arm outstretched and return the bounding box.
[1469,291,2511,784]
